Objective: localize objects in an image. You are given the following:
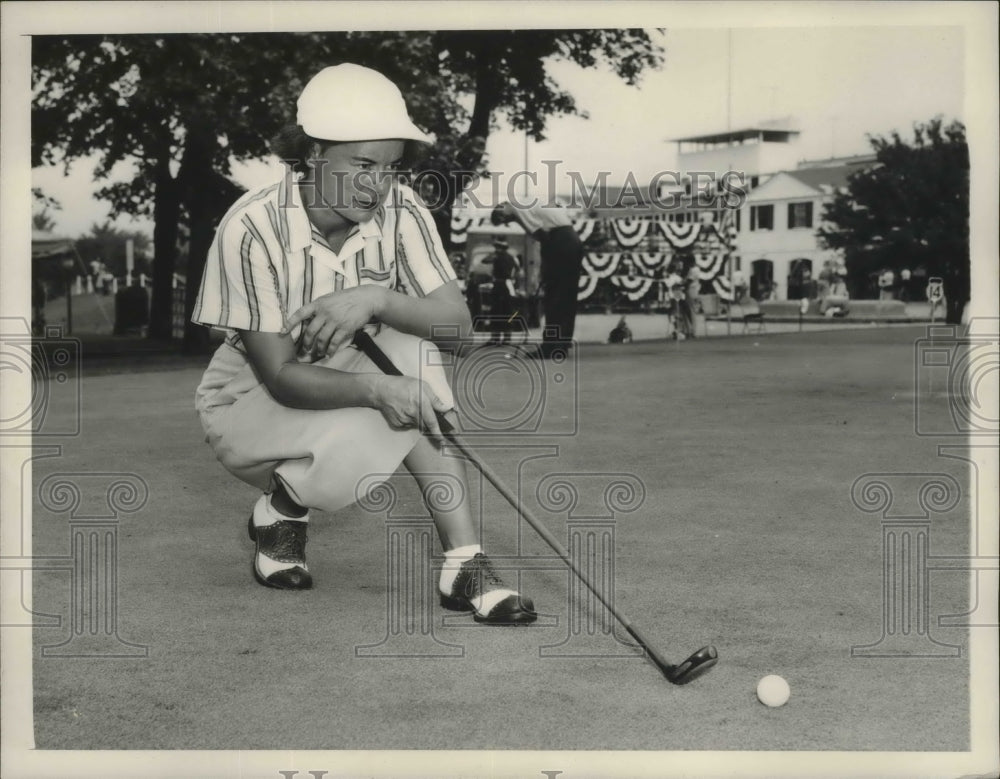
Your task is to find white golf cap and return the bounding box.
[296,64,432,144]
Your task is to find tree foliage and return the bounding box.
[818,118,969,322]
[32,30,663,349]
[32,209,57,232]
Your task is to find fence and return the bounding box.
[171,279,187,340]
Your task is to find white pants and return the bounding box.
[195,328,454,513]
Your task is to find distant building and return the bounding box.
[736,156,875,300]
[669,120,802,192]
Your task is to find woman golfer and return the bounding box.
[192,64,536,625]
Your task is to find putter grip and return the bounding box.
[352,330,455,434]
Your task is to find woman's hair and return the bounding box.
[270,124,427,175]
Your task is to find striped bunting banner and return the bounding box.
[694,251,727,281]
[577,273,601,301]
[713,272,734,301]
[582,252,623,278]
[609,217,649,248]
[631,252,668,275]
[573,217,597,243]
[656,221,701,248]
[717,207,738,251]
[449,212,490,245]
[610,275,656,301]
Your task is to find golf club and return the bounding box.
[352,330,718,685]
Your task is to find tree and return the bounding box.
[33,31,664,350]
[33,34,316,348]
[32,209,57,233]
[818,118,969,323]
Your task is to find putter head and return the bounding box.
[664,645,718,685]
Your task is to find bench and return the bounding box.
[742,312,766,334]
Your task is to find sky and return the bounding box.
[30,23,966,239]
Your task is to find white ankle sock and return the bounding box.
[253,493,310,527]
[252,495,309,577]
[439,545,517,615]
[439,545,481,594]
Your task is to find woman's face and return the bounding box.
[308,139,405,225]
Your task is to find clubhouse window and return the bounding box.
[750,204,774,231]
[788,201,814,229]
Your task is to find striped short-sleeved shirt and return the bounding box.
[192,175,456,348]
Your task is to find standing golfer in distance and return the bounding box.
[491,198,584,359]
[191,64,536,625]
[486,237,519,346]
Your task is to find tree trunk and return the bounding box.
[147,159,180,341]
[428,46,499,252]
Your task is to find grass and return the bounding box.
[28,325,972,753]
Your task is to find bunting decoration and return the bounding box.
[582,253,623,278]
[656,221,701,248]
[712,272,733,300]
[609,217,649,248]
[449,212,491,245]
[610,275,656,301]
[573,217,597,243]
[694,251,726,282]
[632,252,668,275]
[712,207,739,301]
[717,206,739,251]
[577,273,601,301]
[451,204,739,306]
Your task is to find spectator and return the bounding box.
[878,269,895,300]
[679,263,700,338]
[491,199,583,359]
[899,268,912,302]
[820,276,850,316]
[486,238,519,345]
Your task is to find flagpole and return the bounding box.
[727,235,733,337]
[726,27,733,338]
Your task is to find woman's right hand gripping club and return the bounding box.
[371,375,449,444]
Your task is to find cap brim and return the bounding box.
[301,119,432,145]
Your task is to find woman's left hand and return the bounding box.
[283,285,386,357]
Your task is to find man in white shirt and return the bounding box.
[491,199,583,359]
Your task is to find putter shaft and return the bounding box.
[352,330,718,684]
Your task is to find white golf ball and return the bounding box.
[756,674,790,707]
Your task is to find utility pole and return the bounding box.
[726,29,733,133]
[726,28,733,337]
[523,130,530,200]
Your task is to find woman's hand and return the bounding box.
[371,375,449,442]
[283,285,386,357]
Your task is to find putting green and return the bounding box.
[30,326,971,751]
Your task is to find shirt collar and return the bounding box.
[278,173,386,254]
